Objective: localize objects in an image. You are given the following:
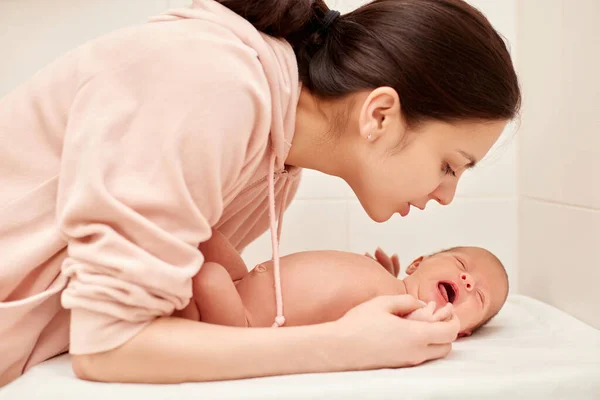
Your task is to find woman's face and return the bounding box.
[345,89,507,223]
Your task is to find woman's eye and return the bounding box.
[443,162,457,177]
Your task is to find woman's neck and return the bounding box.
[285,87,351,179]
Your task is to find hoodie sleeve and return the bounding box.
[57,31,272,355]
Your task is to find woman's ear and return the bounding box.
[358,87,404,142]
[406,256,424,275]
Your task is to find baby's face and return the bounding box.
[402,247,508,335]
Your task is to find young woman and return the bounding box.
[0,0,520,385]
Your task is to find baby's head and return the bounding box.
[402,246,508,337]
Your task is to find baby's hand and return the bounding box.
[406,302,455,323]
[365,247,400,277]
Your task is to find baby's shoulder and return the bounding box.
[279,250,383,271]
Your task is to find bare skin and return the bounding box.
[179,230,507,335]
[181,251,405,328]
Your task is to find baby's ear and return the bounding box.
[406,256,424,275]
[457,331,472,339]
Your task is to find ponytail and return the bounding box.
[215,0,333,90]
[214,0,327,38]
[217,0,521,125]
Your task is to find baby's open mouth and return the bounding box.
[438,281,457,304]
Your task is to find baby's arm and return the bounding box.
[176,230,249,325]
[198,229,248,281]
[190,262,248,327]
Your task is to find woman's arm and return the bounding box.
[73,317,337,383]
[72,295,459,383]
[57,29,277,356]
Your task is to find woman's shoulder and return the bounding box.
[73,20,269,92]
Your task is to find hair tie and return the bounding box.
[322,10,340,31]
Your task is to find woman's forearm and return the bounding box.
[73,316,342,384]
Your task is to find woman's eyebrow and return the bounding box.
[458,150,477,169]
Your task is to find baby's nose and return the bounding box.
[460,272,475,291]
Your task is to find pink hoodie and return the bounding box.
[0,0,301,385]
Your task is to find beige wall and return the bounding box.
[517,0,600,328]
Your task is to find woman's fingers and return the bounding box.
[426,301,437,314]
[425,343,453,360]
[432,303,454,322]
[405,301,436,321]
[336,295,457,370]
[420,315,461,344]
[373,294,425,316]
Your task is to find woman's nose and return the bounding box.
[459,272,475,292]
[431,180,458,206]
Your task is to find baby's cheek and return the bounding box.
[454,304,479,331]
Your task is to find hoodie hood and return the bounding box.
[150,0,299,170]
[150,1,300,328]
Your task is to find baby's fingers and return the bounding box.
[391,254,400,277]
[374,248,394,273]
[433,303,454,322]
[405,301,436,322]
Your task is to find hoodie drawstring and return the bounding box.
[268,152,291,328]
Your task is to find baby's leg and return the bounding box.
[192,262,248,327]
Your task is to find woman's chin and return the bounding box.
[366,207,393,223]
[353,192,395,223]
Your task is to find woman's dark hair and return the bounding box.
[216,0,521,126]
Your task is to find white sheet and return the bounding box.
[2,295,599,399]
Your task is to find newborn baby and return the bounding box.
[177,231,509,337]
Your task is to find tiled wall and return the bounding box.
[1,1,519,290]
[517,0,600,328]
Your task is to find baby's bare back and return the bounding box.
[235,250,404,327]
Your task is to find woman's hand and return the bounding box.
[72,295,460,383]
[333,295,460,369]
[365,247,400,277]
[405,301,455,323]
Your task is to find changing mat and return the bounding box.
[2,295,599,399]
